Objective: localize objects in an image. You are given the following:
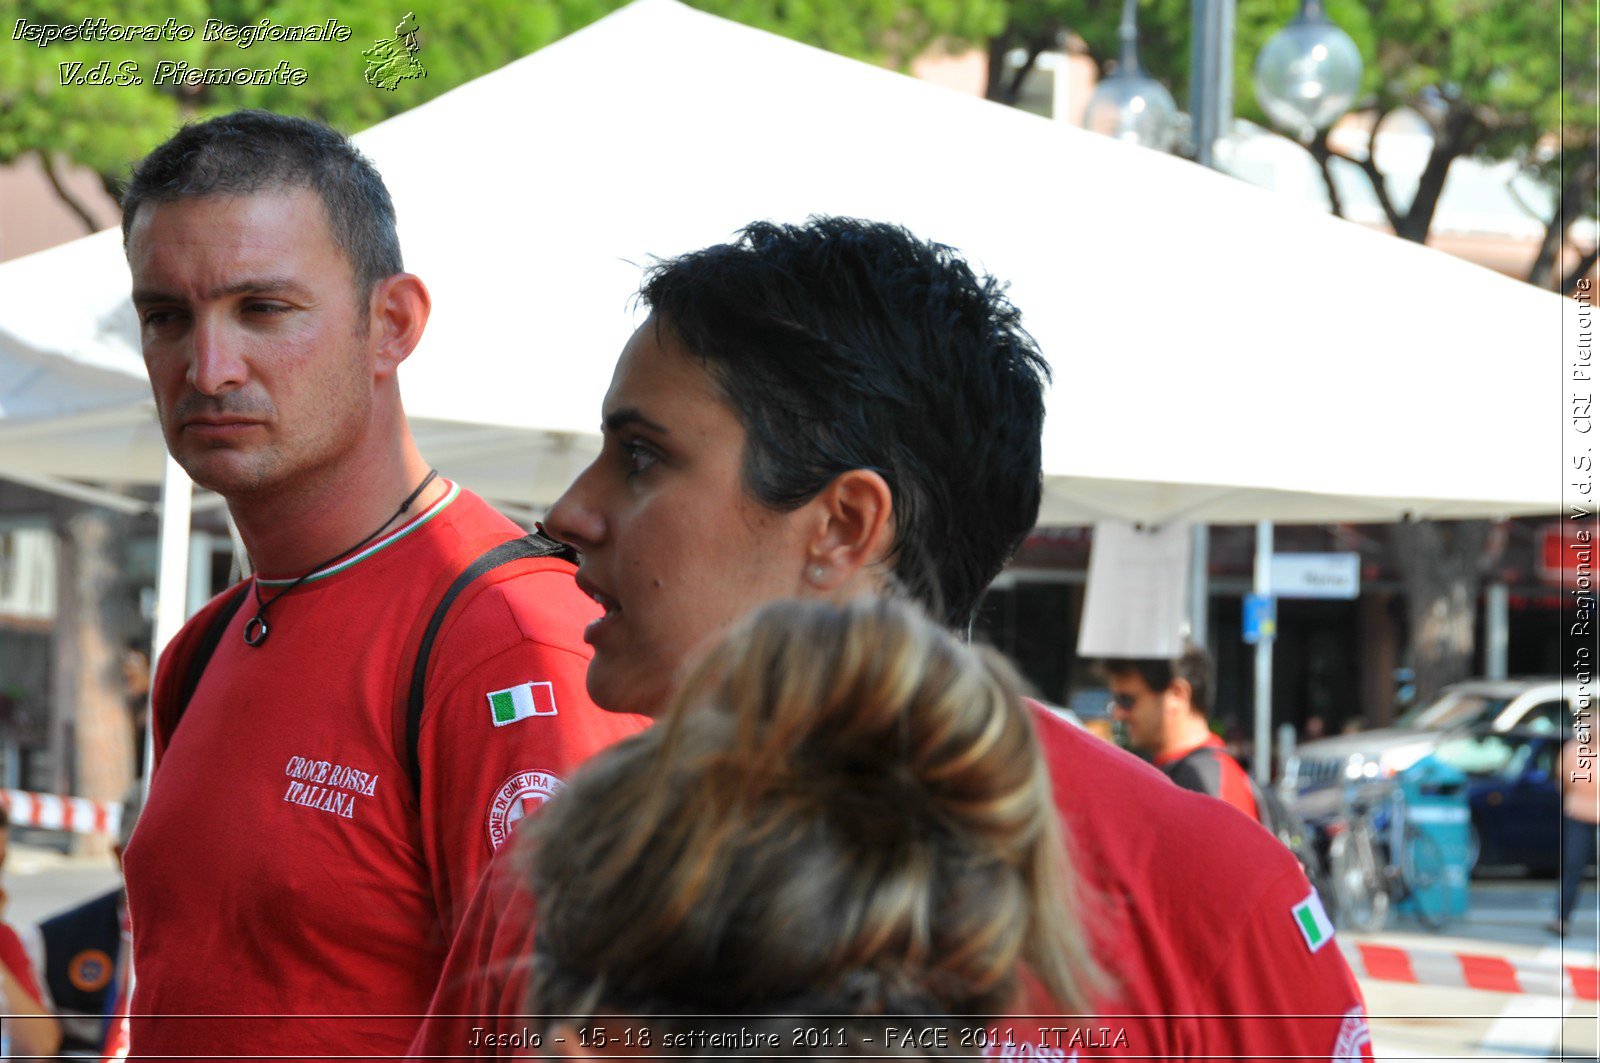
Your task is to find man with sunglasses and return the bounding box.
[1104,644,1260,821]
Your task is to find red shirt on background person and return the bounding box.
[1105,645,1261,822]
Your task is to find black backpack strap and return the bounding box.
[170,582,253,730]
[405,531,577,787]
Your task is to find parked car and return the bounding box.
[1432,727,1565,874]
[1283,677,1573,793]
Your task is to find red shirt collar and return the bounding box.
[1153,732,1226,767]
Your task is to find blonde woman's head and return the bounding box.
[527,597,1097,1050]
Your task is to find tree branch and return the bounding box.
[985,23,1061,107]
[985,32,1016,102]
[1563,245,1599,296]
[1003,43,1045,103]
[1318,108,1407,231]
[38,152,102,234]
[1326,140,1406,232]
[1529,152,1598,290]
[1398,105,1477,243]
[1308,130,1346,218]
[1503,166,1546,223]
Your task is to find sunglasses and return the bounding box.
[1109,693,1138,710]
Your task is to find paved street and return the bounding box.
[3,837,122,924]
[2,844,1596,1060]
[1354,879,1598,1060]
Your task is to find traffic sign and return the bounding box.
[1270,552,1361,599]
[1243,593,1277,644]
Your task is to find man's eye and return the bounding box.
[141,309,181,327]
[245,302,291,314]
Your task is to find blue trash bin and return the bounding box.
[1394,754,1471,923]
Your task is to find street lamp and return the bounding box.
[1079,0,1365,784]
[1084,0,1179,152]
[1253,0,1364,141]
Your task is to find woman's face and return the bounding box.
[545,317,824,716]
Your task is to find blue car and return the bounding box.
[1431,728,1565,875]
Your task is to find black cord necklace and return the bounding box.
[243,469,439,647]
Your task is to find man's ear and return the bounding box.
[804,468,895,590]
[368,272,431,376]
[1166,677,1195,715]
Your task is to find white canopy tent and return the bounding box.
[0,0,1564,636]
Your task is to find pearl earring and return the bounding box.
[811,565,826,583]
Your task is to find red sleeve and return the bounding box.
[1198,866,1373,1060]
[409,832,543,1058]
[1216,755,1261,822]
[415,563,648,936]
[1006,708,1372,1061]
[0,921,44,1007]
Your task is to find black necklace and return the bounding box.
[243,469,439,647]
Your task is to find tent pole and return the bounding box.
[1252,520,1274,784]
[1485,581,1509,679]
[144,455,192,783]
[0,470,151,514]
[1187,524,1209,646]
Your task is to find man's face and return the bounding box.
[128,190,375,498]
[1107,671,1170,753]
[545,317,821,716]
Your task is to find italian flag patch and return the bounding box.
[1292,890,1335,952]
[487,682,558,726]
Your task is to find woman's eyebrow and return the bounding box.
[602,408,670,435]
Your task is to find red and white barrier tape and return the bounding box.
[1343,940,1599,1000]
[2,788,122,836]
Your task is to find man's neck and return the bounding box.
[230,446,443,578]
[1156,716,1217,761]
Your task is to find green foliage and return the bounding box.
[3,0,1588,242]
[1361,0,1588,161]
[704,0,1006,65]
[0,0,1007,207]
[1019,0,1584,160]
[0,0,205,181]
[1001,1,1591,256]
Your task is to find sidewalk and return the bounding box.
[2,840,122,926]
[5,837,117,871]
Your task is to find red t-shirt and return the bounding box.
[408,704,1371,1060]
[1154,733,1260,822]
[0,920,45,1006]
[124,485,648,1061]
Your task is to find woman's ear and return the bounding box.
[803,468,895,591]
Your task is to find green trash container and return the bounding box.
[1394,753,1471,924]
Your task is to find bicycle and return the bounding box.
[1326,774,1447,933]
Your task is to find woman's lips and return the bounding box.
[576,576,620,645]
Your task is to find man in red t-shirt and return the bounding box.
[119,111,644,1061]
[411,219,1371,1061]
[1105,644,1261,822]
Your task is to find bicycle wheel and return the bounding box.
[1401,826,1448,931]
[1330,821,1390,933]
